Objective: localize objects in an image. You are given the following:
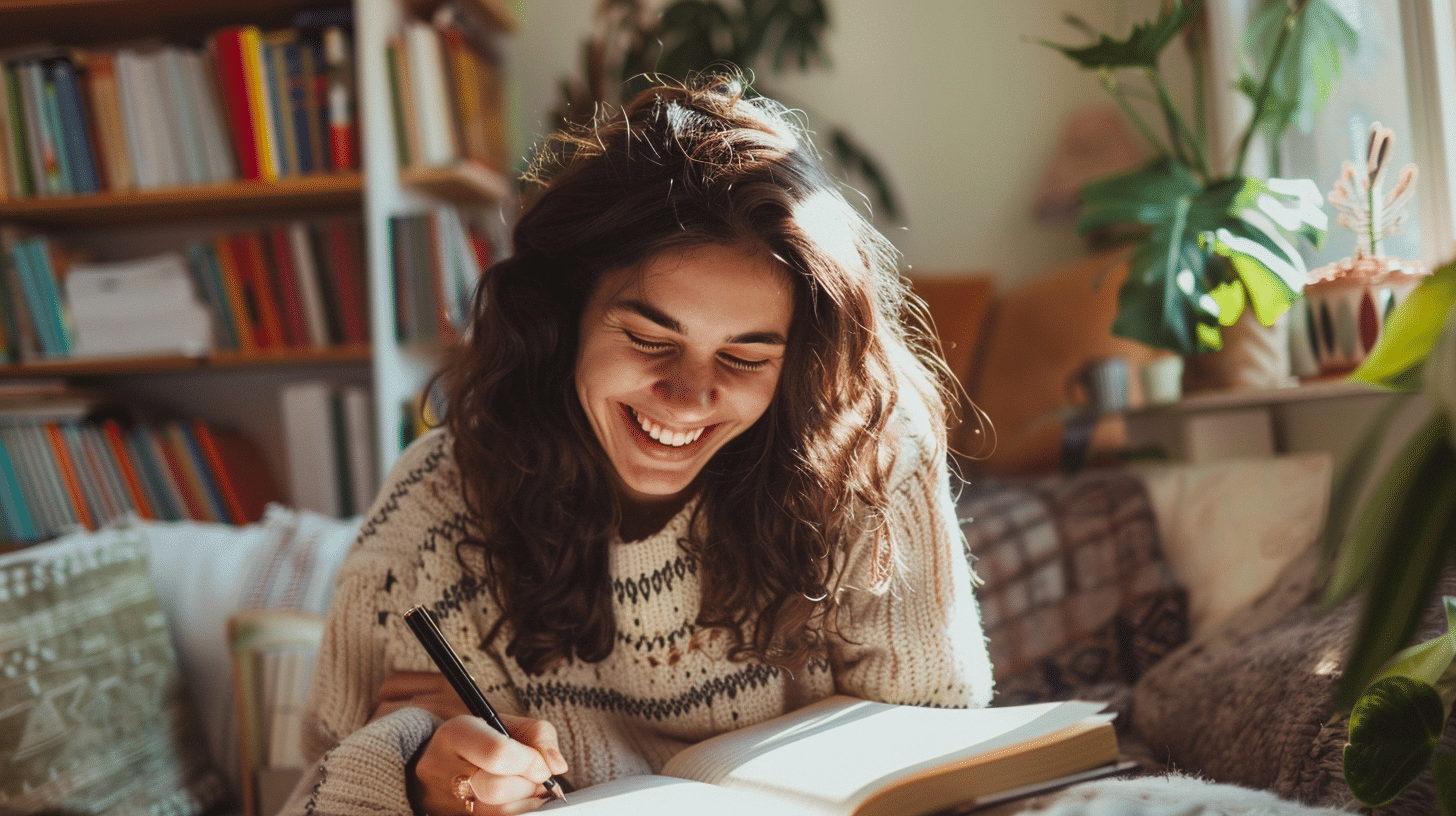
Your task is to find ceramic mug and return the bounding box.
[1065,355,1130,415]
[1140,355,1184,406]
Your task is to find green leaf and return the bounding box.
[1337,420,1456,708]
[1344,675,1446,807]
[1243,1,1358,137]
[1435,747,1456,816]
[1374,597,1456,710]
[1043,0,1200,69]
[1428,305,1456,435]
[1353,260,1456,389]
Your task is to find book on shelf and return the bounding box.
[227,608,325,816]
[63,251,213,358]
[280,379,376,518]
[543,695,1125,816]
[387,7,507,173]
[389,205,486,344]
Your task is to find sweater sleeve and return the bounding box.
[278,707,440,816]
[827,404,995,708]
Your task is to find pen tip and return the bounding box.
[546,779,567,803]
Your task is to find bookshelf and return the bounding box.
[0,0,516,535]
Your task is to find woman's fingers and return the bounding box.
[415,715,567,816]
[497,712,569,776]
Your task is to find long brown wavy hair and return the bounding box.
[441,73,951,675]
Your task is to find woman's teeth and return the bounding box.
[634,410,705,447]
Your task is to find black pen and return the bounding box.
[403,604,568,803]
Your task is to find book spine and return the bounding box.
[43,421,95,528]
[266,224,311,347]
[171,421,228,523]
[240,27,280,181]
[236,231,287,349]
[39,65,75,194]
[189,419,246,524]
[287,220,331,347]
[262,33,298,178]
[10,237,62,357]
[279,380,340,516]
[79,50,131,193]
[213,234,258,353]
[324,219,368,345]
[156,421,216,521]
[77,422,133,521]
[323,26,355,171]
[185,241,239,351]
[0,427,38,542]
[281,37,313,175]
[17,62,58,196]
[209,28,263,182]
[163,47,209,186]
[2,64,34,197]
[137,51,183,188]
[100,417,154,519]
[127,424,184,520]
[185,49,238,184]
[298,38,327,174]
[383,38,411,169]
[403,20,457,168]
[328,388,354,517]
[49,57,100,194]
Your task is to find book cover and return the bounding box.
[99,417,154,519]
[540,695,1122,816]
[265,224,311,348]
[208,27,263,181]
[235,231,288,350]
[78,50,133,193]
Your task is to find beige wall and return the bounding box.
[502,0,1173,286]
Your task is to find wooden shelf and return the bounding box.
[0,0,334,49]
[400,161,512,205]
[0,345,372,378]
[0,173,365,226]
[1129,377,1387,416]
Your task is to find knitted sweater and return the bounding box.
[283,408,992,815]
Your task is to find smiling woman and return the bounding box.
[278,73,993,816]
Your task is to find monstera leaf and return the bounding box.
[1076,158,1325,354]
[1044,0,1201,70]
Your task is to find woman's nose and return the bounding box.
[655,359,716,408]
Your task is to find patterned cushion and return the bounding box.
[958,469,1187,707]
[0,527,229,816]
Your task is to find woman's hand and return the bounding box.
[374,671,569,815]
[413,713,569,815]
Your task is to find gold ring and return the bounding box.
[452,772,476,814]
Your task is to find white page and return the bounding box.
[664,695,1107,811]
[538,774,811,816]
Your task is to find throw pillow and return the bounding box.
[960,469,1188,712]
[0,528,229,816]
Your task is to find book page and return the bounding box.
[663,695,1108,813]
[538,774,815,816]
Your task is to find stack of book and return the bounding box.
[385,5,508,173]
[0,400,282,546]
[0,9,356,199]
[0,217,369,363]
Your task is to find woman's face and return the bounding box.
[575,243,793,516]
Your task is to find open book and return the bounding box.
[543,694,1122,815]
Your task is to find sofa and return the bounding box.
[2,253,1453,816]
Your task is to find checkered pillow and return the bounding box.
[959,469,1187,706]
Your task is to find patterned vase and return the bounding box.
[1299,254,1429,377]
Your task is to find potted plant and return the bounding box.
[1043,0,1355,384]
[1321,253,1456,811]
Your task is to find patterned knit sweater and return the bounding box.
[283,407,992,815]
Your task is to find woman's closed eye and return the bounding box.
[624,330,772,372]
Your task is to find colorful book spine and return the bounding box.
[213,234,258,353]
[0,428,37,542]
[323,219,368,345]
[79,50,132,193]
[100,418,154,520]
[48,58,99,194]
[2,64,34,197]
[266,224,311,347]
[235,231,287,349]
[42,421,95,529]
[323,26,355,171]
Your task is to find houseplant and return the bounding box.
[548,0,899,219]
[1322,255,1456,811]
[1043,0,1354,363]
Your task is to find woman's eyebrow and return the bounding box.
[613,299,787,346]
